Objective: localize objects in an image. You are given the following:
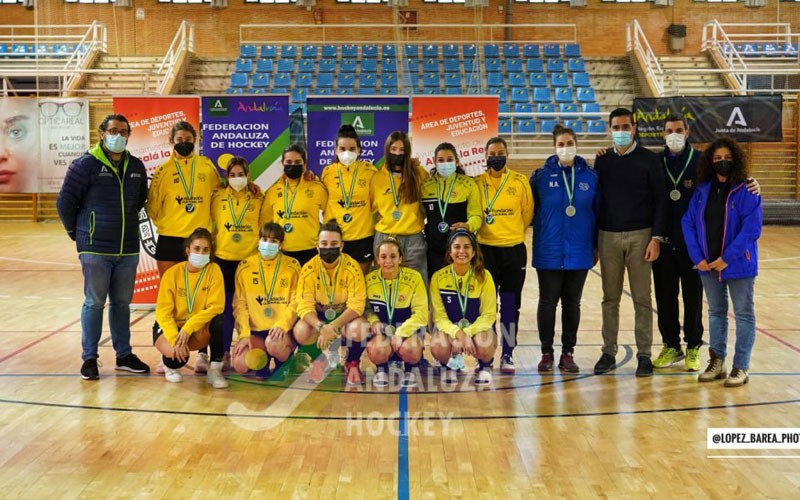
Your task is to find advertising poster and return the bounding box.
[38,98,90,193]
[0,98,40,194]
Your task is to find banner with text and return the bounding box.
[306,96,410,176]
[114,96,201,305]
[633,95,783,145]
[201,95,291,190]
[410,95,499,177]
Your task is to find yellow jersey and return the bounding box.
[321,160,377,241]
[211,186,263,261]
[430,265,497,338]
[370,165,429,235]
[156,261,225,345]
[296,253,367,321]
[365,267,429,338]
[420,172,483,253]
[474,168,534,247]
[262,175,328,252]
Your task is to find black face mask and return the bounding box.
[387,153,405,170]
[713,160,733,177]
[284,164,304,180]
[486,155,506,171]
[319,247,341,264]
[174,142,194,157]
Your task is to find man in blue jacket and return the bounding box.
[57,114,150,380]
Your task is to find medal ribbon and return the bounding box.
[257,253,282,305]
[388,171,402,208]
[450,265,473,322]
[482,171,511,216]
[336,165,359,210]
[319,257,343,307]
[184,264,207,315]
[174,157,196,200]
[283,178,300,220]
[226,194,251,229]
[664,148,694,191]
[380,270,401,325]
[561,165,575,207]
[436,174,457,222]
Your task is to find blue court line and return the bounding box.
[397,390,410,500]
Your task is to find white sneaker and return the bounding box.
[327,348,341,370]
[156,361,166,375]
[206,361,229,389]
[373,370,389,388]
[194,352,209,374]
[164,368,182,383]
[401,371,416,389]
[442,369,458,385]
[475,367,493,385]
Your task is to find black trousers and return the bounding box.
[536,269,589,354]
[480,243,527,357]
[652,245,704,349]
[215,257,240,352]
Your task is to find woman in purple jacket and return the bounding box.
[682,137,761,388]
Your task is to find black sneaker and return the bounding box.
[115,353,150,374]
[593,353,616,374]
[81,359,99,380]
[635,356,653,378]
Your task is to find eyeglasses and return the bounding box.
[39,101,85,118]
[105,128,130,137]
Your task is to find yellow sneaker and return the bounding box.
[685,346,701,372]
[653,346,685,368]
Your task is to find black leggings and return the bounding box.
[157,314,225,367]
[480,243,527,357]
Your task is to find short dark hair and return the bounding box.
[552,124,577,145]
[282,143,307,164]
[697,137,750,184]
[336,124,361,149]
[485,136,508,153]
[260,222,285,242]
[319,218,343,238]
[434,142,466,175]
[664,113,689,130]
[170,121,197,142]
[99,114,130,133]
[608,108,634,126]
[184,227,214,256]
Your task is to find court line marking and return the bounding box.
[707,455,800,459]
[0,318,81,365]
[397,390,410,500]
[0,256,81,267]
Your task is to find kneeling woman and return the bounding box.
[430,229,497,385]
[154,228,227,388]
[365,238,429,388]
[293,220,370,385]
[231,223,302,379]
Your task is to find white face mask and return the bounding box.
[187,253,210,269]
[338,150,357,167]
[556,146,577,164]
[665,133,687,153]
[228,177,248,192]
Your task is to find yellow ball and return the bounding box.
[245,348,268,371]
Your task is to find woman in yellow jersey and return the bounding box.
[320,124,378,276]
[211,156,264,357]
[475,136,534,375]
[294,220,369,386]
[153,228,227,388]
[430,229,497,386]
[370,131,429,280]
[231,223,301,380]
[365,238,429,389]
[261,144,328,266]
[420,142,483,282]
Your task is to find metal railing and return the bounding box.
[156,21,195,95]
[63,21,107,92]
[626,20,663,96]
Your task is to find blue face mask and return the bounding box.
[436,162,457,178]
[612,131,633,148]
[103,133,127,154]
[258,240,280,259]
[486,155,507,172]
[187,253,210,269]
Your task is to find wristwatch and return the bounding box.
[651,236,666,243]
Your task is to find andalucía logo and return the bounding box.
[342,112,375,136]
[237,100,283,113]
[209,98,229,117]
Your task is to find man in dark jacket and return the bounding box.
[57,114,150,380]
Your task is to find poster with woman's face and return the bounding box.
[0,98,40,193]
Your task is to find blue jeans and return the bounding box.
[79,253,139,361]
[700,274,756,370]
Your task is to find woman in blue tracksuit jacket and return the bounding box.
[530,125,599,373]
[682,137,761,388]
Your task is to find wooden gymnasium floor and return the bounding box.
[1,221,799,499]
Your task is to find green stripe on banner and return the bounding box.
[307,105,410,112]
[248,128,291,180]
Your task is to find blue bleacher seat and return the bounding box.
[560,103,579,119]
[572,72,591,87]
[517,120,536,134]
[248,88,266,95]
[295,73,313,88]
[462,44,477,58]
[445,88,462,95]
[301,44,317,59]
[423,58,439,72]
[361,59,378,73]
[511,88,530,103]
[53,44,71,57]
[503,43,520,58]
[464,59,476,73]
[555,88,574,103]
[564,43,581,58]
[523,44,540,58]
[273,73,291,88]
[281,45,298,59]
[276,59,294,73]
[0,44,9,57]
[781,42,798,56]
[338,73,355,88]
[565,119,583,133]
[298,59,315,73]
[403,58,419,73]
[235,58,253,73]
[423,44,439,58]
[316,88,332,95]
[568,58,586,72]
[466,73,480,87]
[381,44,397,58]
[319,59,335,73]
[514,103,533,114]
[359,74,377,89]
[487,72,504,87]
[540,120,557,134]
[381,73,398,89]
[240,44,257,59]
[576,87,596,103]
[485,59,501,73]
[505,58,522,72]
[443,44,459,58]
[547,58,565,72]
[256,59,274,73]
[381,58,397,73]
[445,73,462,88]
[741,43,757,55]
[362,44,378,59]
[484,44,499,58]
[498,120,512,134]
[230,72,249,88]
[526,58,544,73]
[336,88,351,95]
[404,44,419,58]
[543,43,560,58]
[321,44,337,58]
[226,87,244,95]
[551,72,569,87]
[537,103,555,114]
[358,88,376,95]
[317,73,334,88]
[489,87,508,103]
[291,88,309,103]
[291,104,306,114]
[340,58,357,73]
[508,73,526,87]
[424,87,442,95]
[533,87,552,103]
[402,73,420,87]
[467,87,483,95]
[587,120,607,134]
[444,59,460,72]
[582,103,601,113]
[530,73,547,87]
[381,87,398,95]
[498,103,511,114]
[423,73,441,88]
[342,44,358,58]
